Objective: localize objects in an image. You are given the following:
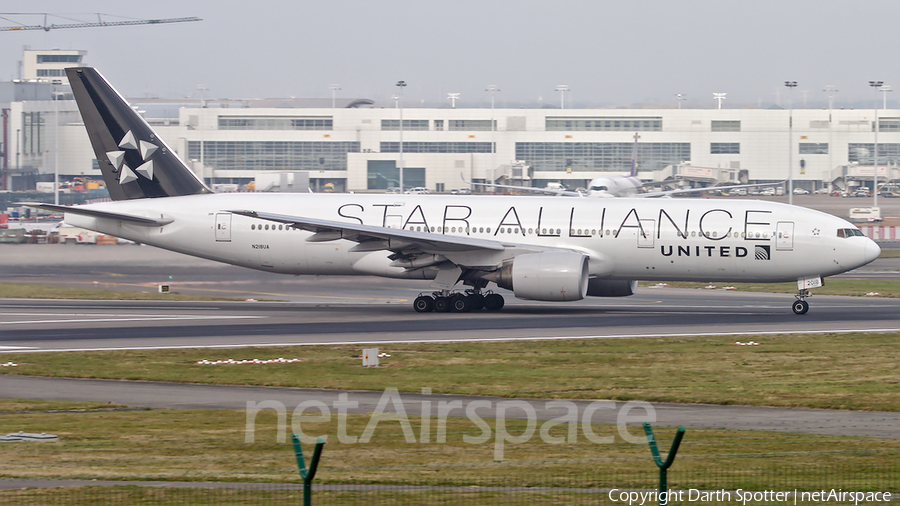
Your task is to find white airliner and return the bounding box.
[28,68,881,315]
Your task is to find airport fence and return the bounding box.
[2,462,897,505]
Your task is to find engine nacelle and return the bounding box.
[492,252,589,301]
[586,279,638,297]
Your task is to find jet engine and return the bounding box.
[490,252,589,301]
[586,279,638,297]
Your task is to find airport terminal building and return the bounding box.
[3,51,899,193]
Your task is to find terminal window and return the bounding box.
[710,142,740,154]
[380,142,493,154]
[876,119,900,131]
[381,120,429,131]
[218,116,333,131]
[187,141,359,171]
[448,120,495,131]
[711,120,741,132]
[799,143,828,155]
[545,117,662,132]
[36,54,82,63]
[516,142,689,172]
[849,143,900,164]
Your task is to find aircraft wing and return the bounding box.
[22,203,174,226]
[229,209,514,253]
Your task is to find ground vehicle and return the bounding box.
[760,188,776,196]
[793,188,810,195]
[404,187,430,195]
[853,188,871,197]
[323,183,335,193]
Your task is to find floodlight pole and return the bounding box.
[713,93,726,110]
[555,85,569,109]
[329,84,341,110]
[870,81,883,208]
[53,84,59,205]
[486,85,500,175]
[396,80,406,192]
[785,81,797,205]
[824,85,838,192]
[675,93,686,109]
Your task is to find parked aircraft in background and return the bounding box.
[466,133,782,198]
[27,68,880,315]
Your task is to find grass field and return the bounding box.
[0,399,896,492]
[4,332,899,411]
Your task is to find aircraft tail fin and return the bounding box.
[66,67,211,201]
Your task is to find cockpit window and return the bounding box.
[590,186,609,192]
[837,228,865,238]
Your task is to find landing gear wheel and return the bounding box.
[483,293,505,311]
[792,299,809,315]
[467,293,485,311]
[451,295,472,313]
[414,295,434,313]
[433,296,453,313]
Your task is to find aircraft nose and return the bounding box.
[864,238,881,265]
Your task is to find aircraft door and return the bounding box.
[637,219,655,248]
[215,213,232,242]
[776,221,794,251]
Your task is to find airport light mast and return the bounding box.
[396,80,406,192]
[447,93,459,108]
[824,85,839,192]
[675,93,686,109]
[713,93,726,109]
[785,81,797,205]
[870,80,883,208]
[555,85,569,109]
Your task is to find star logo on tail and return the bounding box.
[107,130,158,184]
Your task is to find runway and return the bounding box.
[1,288,900,352]
[1,244,899,352]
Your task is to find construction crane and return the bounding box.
[0,13,201,32]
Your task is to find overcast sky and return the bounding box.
[3,1,899,109]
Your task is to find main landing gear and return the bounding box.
[792,289,811,315]
[413,290,504,313]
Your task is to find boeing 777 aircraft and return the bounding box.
[28,68,881,315]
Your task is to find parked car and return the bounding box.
[457,188,472,195]
[813,188,830,194]
[404,187,430,195]
[792,187,810,195]
[759,188,776,196]
[853,188,871,197]
[385,187,401,194]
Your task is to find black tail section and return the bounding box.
[66,67,211,201]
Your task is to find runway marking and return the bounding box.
[7,327,900,353]
[0,346,37,350]
[0,315,263,326]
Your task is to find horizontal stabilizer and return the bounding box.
[22,203,173,227]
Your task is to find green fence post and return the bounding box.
[292,433,326,506]
[643,422,685,506]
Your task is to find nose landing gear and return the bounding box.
[792,289,811,315]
